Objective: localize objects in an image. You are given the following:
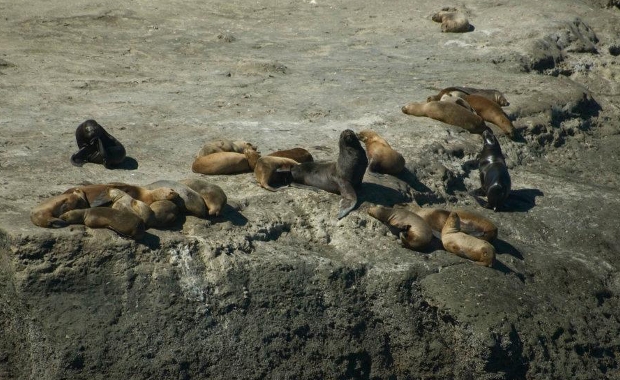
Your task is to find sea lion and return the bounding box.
[431,8,471,33]
[197,139,257,157]
[106,188,156,227]
[439,93,476,113]
[427,86,509,107]
[463,94,516,139]
[367,206,433,250]
[267,148,314,163]
[70,119,126,168]
[253,156,299,191]
[441,212,495,267]
[407,206,498,241]
[63,183,179,206]
[192,147,259,175]
[144,180,207,218]
[60,207,145,240]
[30,189,89,228]
[356,130,405,175]
[179,178,227,216]
[402,101,490,135]
[477,130,511,211]
[291,129,368,219]
[149,200,180,228]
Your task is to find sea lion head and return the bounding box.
[483,129,499,147]
[339,129,364,150]
[355,130,378,143]
[79,119,105,142]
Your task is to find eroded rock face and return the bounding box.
[1,0,620,379]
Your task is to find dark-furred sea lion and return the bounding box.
[441,212,495,266]
[70,119,126,168]
[368,206,432,250]
[477,130,511,211]
[291,129,368,219]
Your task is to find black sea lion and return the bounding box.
[402,101,490,135]
[441,212,495,267]
[477,130,511,211]
[356,130,405,175]
[60,207,146,240]
[30,189,90,228]
[368,206,432,250]
[70,119,126,168]
[179,178,227,216]
[291,129,368,219]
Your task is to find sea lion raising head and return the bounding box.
[477,130,511,211]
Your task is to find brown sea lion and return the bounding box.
[149,200,180,228]
[402,101,490,135]
[356,130,405,175]
[60,207,145,240]
[400,204,497,241]
[267,147,314,163]
[427,86,509,107]
[476,130,511,211]
[441,212,495,267]
[144,180,207,218]
[196,139,257,157]
[431,8,471,33]
[291,129,368,219]
[179,178,227,216]
[30,189,89,228]
[368,206,433,250]
[463,94,515,139]
[106,188,156,227]
[64,183,179,206]
[70,119,126,168]
[253,156,300,191]
[192,147,259,175]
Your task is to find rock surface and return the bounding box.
[1,0,620,379]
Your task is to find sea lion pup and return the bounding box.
[368,206,432,250]
[407,206,498,241]
[70,119,126,168]
[356,130,405,175]
[178,179,227,216]
[431,7,471,33]
[402,101,490,135]
[267,148,314,163]
[30,189,89,228]
[477,130,511,211]
[64,183,179,206]
[196,139,257,157]
[106,188,156,227]
[441,212,495,267]
[463,94,515,139]
[60,207,145,240]
[144,180,207,218]
[253,156,300,192]
[191,146,259,175]
[149,200,181,228]
[427,86,509,107]
[291,129,368,219]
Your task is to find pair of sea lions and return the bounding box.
[356,130,405,175]
[30,189,90,228]
[368,204,496,266]
[431,7,471,33]
[70,119,126,168]
[290,129,368,219]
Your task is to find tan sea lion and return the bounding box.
[357,130,405,175]
[427,86,509,107]
[431,8,471,33]
[402,101,490,135]
[144,180,207,218]
[179,178,227,216]
[60,207,146,240]
[267,148,314,163]
[439,93,475,113]
[368,206,433,250]
[404,205,497,241]
[105,188,156,227]
[196,139,257,157]
[441,212,495,267]
[63,183,179,206]
[253,156,300,191]
[30,189,89,228]
[149,200,180,228]
[463,94,516,139]
[192,147,259,175]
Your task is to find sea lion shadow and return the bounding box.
[138,231,161,249]
[215,204,248,226]
[491,259,525,282]
[471,188,543,213]
[112,156,139,170]
[395,168,432,193]
[494,238,524,260]
[358,182,412,207]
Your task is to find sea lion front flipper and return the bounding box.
[70,146,95,167]
[335,179,357,219]
[470,187,485,196]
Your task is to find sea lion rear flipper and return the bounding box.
[336,179,357,219]
[49,218,69,228]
